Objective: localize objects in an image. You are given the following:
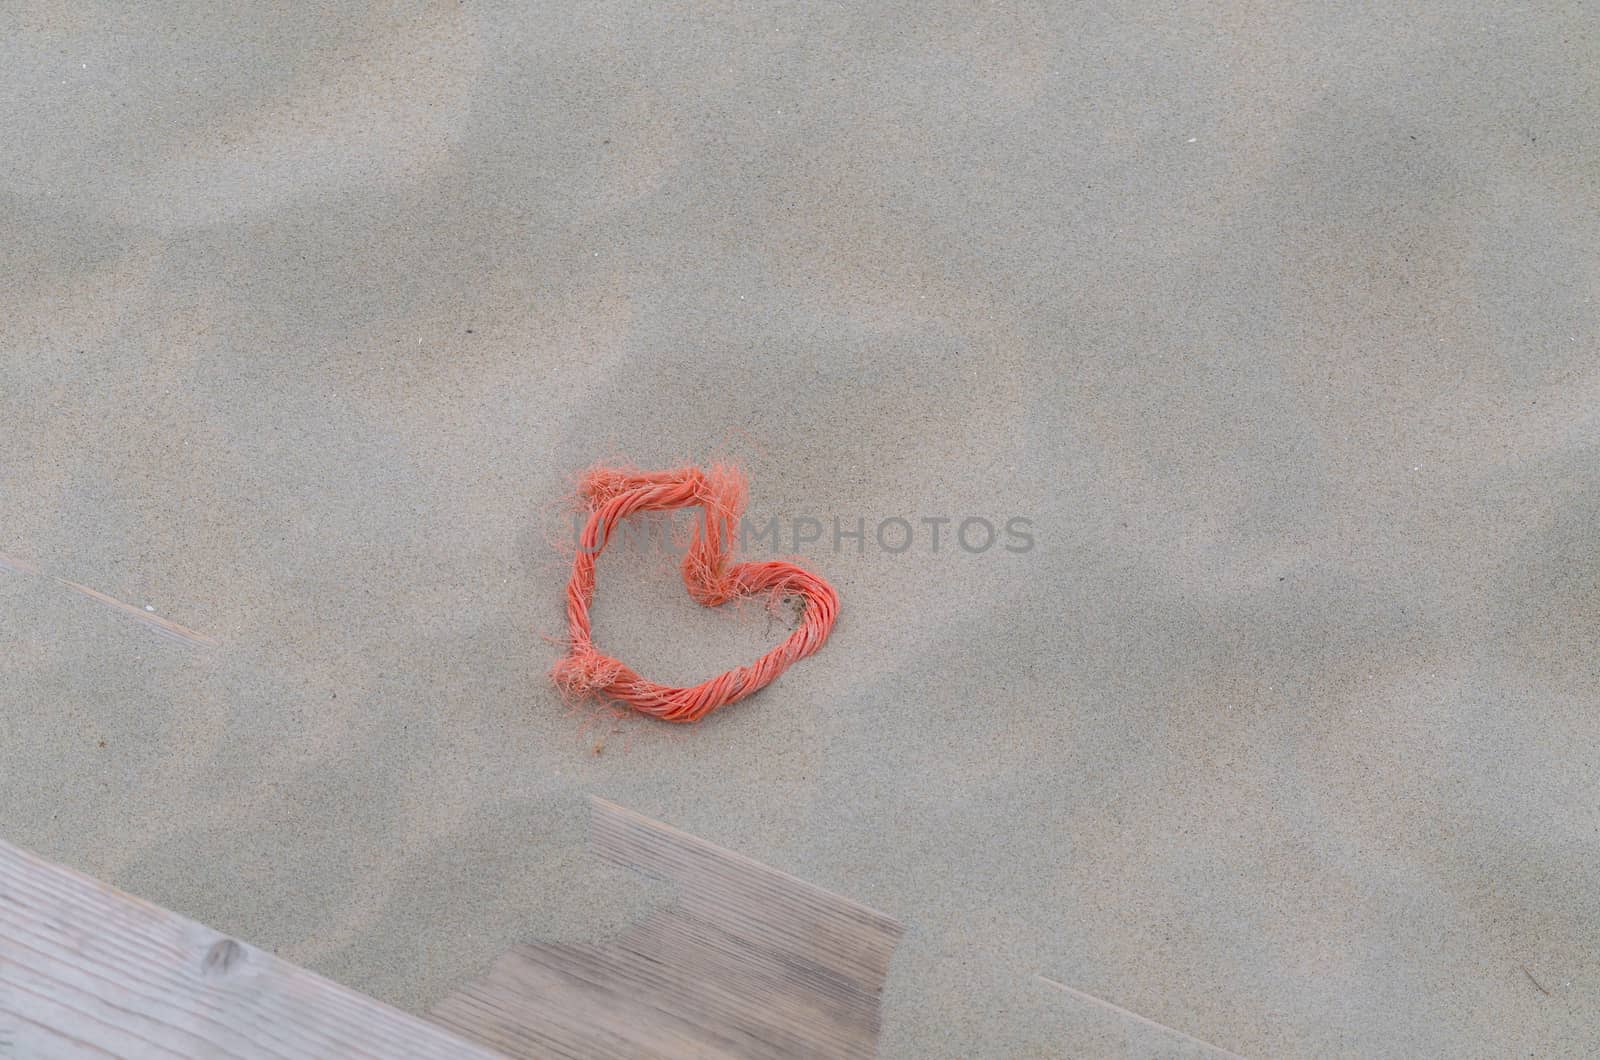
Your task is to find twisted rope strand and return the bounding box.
[552,465,840,723]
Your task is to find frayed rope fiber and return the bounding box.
[552,464,840,723]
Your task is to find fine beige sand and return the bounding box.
[4,3,1598,1055]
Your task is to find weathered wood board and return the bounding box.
[0,838,500,1059]
[430,798,903,1059]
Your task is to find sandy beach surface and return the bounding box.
[4,3,1598,1055]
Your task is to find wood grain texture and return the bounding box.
[431,798,903,1059]
[0,837,501,1059]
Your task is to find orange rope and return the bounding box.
[552,464,840,723]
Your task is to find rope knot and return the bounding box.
[550,645,623,695]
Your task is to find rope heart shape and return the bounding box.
[552,464,840,723]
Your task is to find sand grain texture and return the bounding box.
[3,1,1599,1055]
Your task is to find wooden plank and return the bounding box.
[431,798,903,1060]
[589,800,901,994]
[429,945,749,1059]
[0,837,502,1059]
